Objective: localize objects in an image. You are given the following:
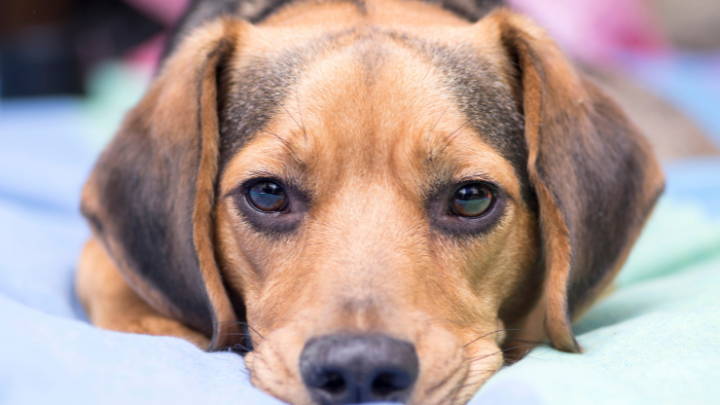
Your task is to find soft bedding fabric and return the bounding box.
[1,99,719,405]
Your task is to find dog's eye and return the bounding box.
[247,181,288,212]
[450,183,495,217]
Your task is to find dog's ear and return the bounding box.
[491,11,664,352]
[81,19,248,350]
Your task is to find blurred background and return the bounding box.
[1,0,719,155]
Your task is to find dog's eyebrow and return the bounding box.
[218,30,359,172]
[431,46,526,171]
[381,32,525,168]
[380,31,531,202]
[219,51,306,171]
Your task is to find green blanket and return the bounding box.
[480,199,720,404]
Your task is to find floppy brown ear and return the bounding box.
[81,19,247,350]
[494,11,665,352]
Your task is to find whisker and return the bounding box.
[464,367,500,377]
[222,320,265,340]
[464,349,503,363]
[434,118,470,158]
[223,331,254,343]
[294,90,309,143]
[425,105,451,163]
[230,342,253,352]
[464,344,524,363]
[259,129,304,167]
[419,60,436,86]
[429,105,450,136]
[242,323,265,341]
[281,102,307,142]
[500,338,547,362]
[463,328,520,348]
[218,320,266,344]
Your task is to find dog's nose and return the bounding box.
[299,333,419,404]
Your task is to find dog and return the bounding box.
[76,0,665,403]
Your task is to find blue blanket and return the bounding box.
[1,98,719,405]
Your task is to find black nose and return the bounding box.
[299,333,419,404]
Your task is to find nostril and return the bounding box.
[300,333,419,403]
[371,369,412,397]
[316,369,347,395]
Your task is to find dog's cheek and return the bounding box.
[467,203,539,316]
[415,201,539,367]
[493,206,542,327]
[215,201,252,290]
[213,199,283,334]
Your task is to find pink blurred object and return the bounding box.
[126,34,168,73]
[123,0,669,69]
[123,0,189,69]
[125,0,189,24]
[508,0,668,65]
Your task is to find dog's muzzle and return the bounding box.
[299,333,419,404]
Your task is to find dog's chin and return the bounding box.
[244,323,503,405]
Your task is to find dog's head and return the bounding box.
[81,4,663,404]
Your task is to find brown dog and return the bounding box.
[76,0,664,404]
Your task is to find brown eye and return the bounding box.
[247,181,288,212]
[450,183,494,217]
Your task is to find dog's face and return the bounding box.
[82,4,663,405]
[217,27,539,402]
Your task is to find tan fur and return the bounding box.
[77,1,663,404]
[505,10,581,352]
[214,9,538,402]
[189,20,243,348]
[76,238,209,347]
[79,19,247,349]
[80,180,185,323]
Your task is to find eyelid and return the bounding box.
[426,176,499,198]
[455,173,497,185]
[224,174,311,207]
[228,175,309,235]
[426,181,508,237]
[224,172,293,199]
[453,176,517,205]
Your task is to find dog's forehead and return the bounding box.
[219,27,526,187]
